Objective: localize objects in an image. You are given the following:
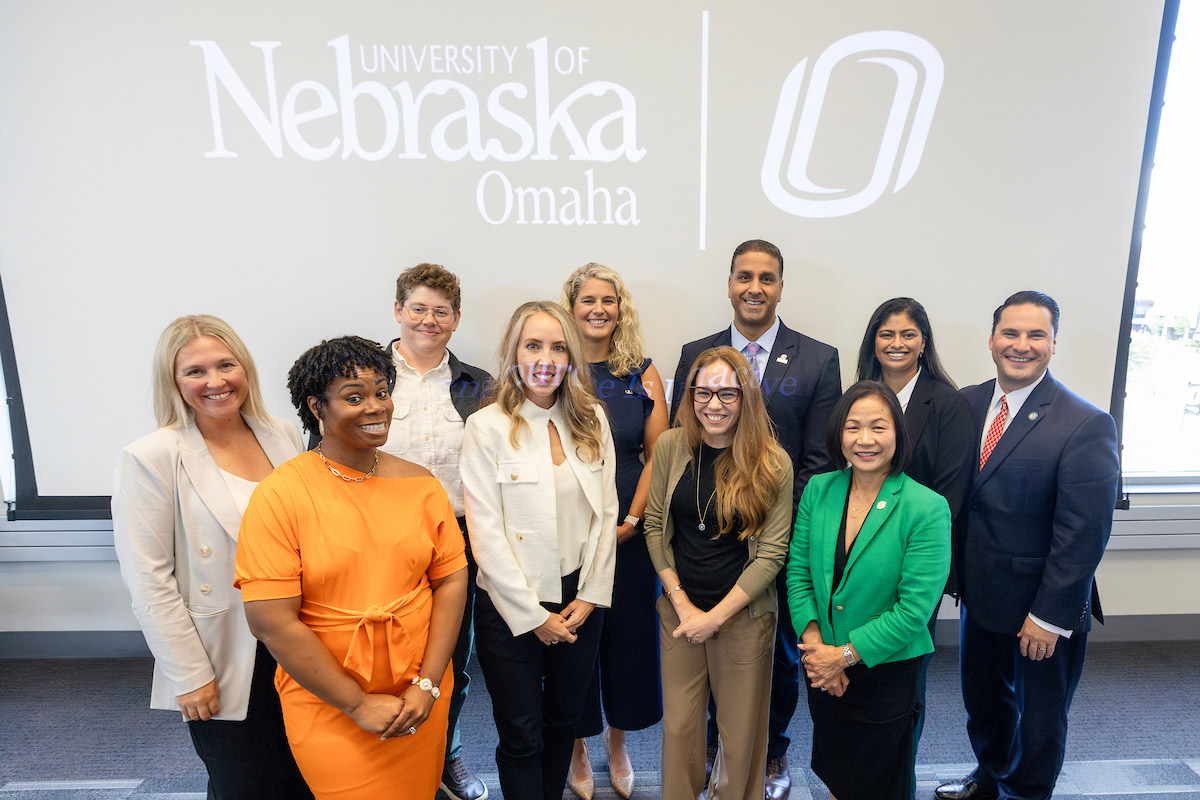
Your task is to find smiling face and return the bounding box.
[394,285,460,362]
[571,277,619,352]
[516,312,570,408]
[874,312,925,384]
[728,250,783,339]
[989,303,1056,392]
[310,367,394,451]
[174,335,247,425]
[841,394,897,478]
[692,359,743,448]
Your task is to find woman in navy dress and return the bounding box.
[561,263,670,799]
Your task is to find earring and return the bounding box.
[318,418,325,436]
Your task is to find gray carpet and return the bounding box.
[2,642,1198,798]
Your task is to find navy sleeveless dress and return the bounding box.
[577,359,663,735]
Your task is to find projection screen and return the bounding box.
[0,1,1167,514]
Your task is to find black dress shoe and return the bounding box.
[934,778,997,800]
[764,754,791,800]
[440,756,489,800]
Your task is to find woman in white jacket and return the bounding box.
[461,301,617,800]
[112,315,310,799]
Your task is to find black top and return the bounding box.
[670,443,747,611]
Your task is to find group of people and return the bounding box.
[112,239,1120,800]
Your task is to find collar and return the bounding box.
[989,370,1047,415]
[729,315,781,354]
[518,395,564,424]
[895,367,921,411]
[391,340,450,376]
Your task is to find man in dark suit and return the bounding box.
[936,291,1119,800]
[671,239,841,799]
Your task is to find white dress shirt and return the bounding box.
[895,368,921,412]
[383,345,467,516]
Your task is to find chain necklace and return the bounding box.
[695,446,717,532]
[316,443,378,482]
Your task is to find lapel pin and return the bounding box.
[625,389,633,395]
[1028,411,1039,421]
[776,353,789,364]
[876,500,886,510]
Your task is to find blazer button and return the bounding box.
[835,605,844,611]
[199,546,212,557]
[200,584,213,595]
[510,472,519,481]
[748,535,755,541]
[515,534,523,541]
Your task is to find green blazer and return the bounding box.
[786,470,950,667]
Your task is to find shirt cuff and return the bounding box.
[1028,613,1073,639]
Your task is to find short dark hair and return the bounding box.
[992,290,1059,335]
[395,263,463,312]
[287,336,397,434]
[824,380,911,477]
[855,297,957,389]
[729,239,783,277]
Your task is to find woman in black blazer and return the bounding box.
[855,297,974,795]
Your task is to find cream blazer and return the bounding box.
[461,398,617,636]
[112,414,302,720]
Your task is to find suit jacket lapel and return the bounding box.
[246,416,296,469]
[903,371,935,444]
[842,472,902,578]
[976,375,1056,486]
[760,322,797,406]
[178,423,244,541]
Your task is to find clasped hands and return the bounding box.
[670,599,721,645]
[534,599,595,646]
[798,642,850,697]
[346,684,437,741]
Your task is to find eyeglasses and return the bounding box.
[403,305,454,323]
[692,386,742,404]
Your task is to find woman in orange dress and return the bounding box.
[235,335,468,800]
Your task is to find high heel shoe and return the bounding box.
[603,727,634,800]
[568,739,594,800]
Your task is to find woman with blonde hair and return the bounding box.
[112,315,310,799]
[461,300,618,800]
[561,263,668,799]
[645,346,793,800]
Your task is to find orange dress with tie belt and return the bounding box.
[235,451,467,800]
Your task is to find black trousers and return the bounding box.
[474,572,604,800]
[186,641,312,800]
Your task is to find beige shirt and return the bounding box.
[382,345,466,516]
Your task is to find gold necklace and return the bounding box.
[695,446,717,532]
[316,443,379,482]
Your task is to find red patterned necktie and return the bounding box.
[979,394,1008,470]
[743,342,762,383]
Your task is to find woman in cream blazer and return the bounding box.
[461,301,617,800]
[112,315,309,800]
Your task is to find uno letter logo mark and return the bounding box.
[761,31,943,218]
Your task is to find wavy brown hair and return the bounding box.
[678,346,788,540]
[486,301,605,463]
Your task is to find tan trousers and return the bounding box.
[657,594,776,800]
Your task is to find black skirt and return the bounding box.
[807,655,922,800]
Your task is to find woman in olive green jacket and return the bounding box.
[786,381,949,800]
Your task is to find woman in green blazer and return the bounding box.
[786,381,950,800]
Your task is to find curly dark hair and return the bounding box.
[287,336,397,434]
[395,263,462,312]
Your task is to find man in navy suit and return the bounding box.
[671,239,841,799]
[937,291,1119,800]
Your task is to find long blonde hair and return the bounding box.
[559,262,647,377]
[487,301,605,462]
[677,346,788,540]
[151,315,268,429]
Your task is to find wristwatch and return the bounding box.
[624,515,641,527]
[411,676,441,699]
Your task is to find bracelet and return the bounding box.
[624,514,641,527]
[842,643,857,667]
[665,583,683,597]
[411,676,441,699]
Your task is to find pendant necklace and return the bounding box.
[695,446,717,532]
[316,443,379,482]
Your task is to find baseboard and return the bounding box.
[933,613,1200,645]
[0,630,150,659]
